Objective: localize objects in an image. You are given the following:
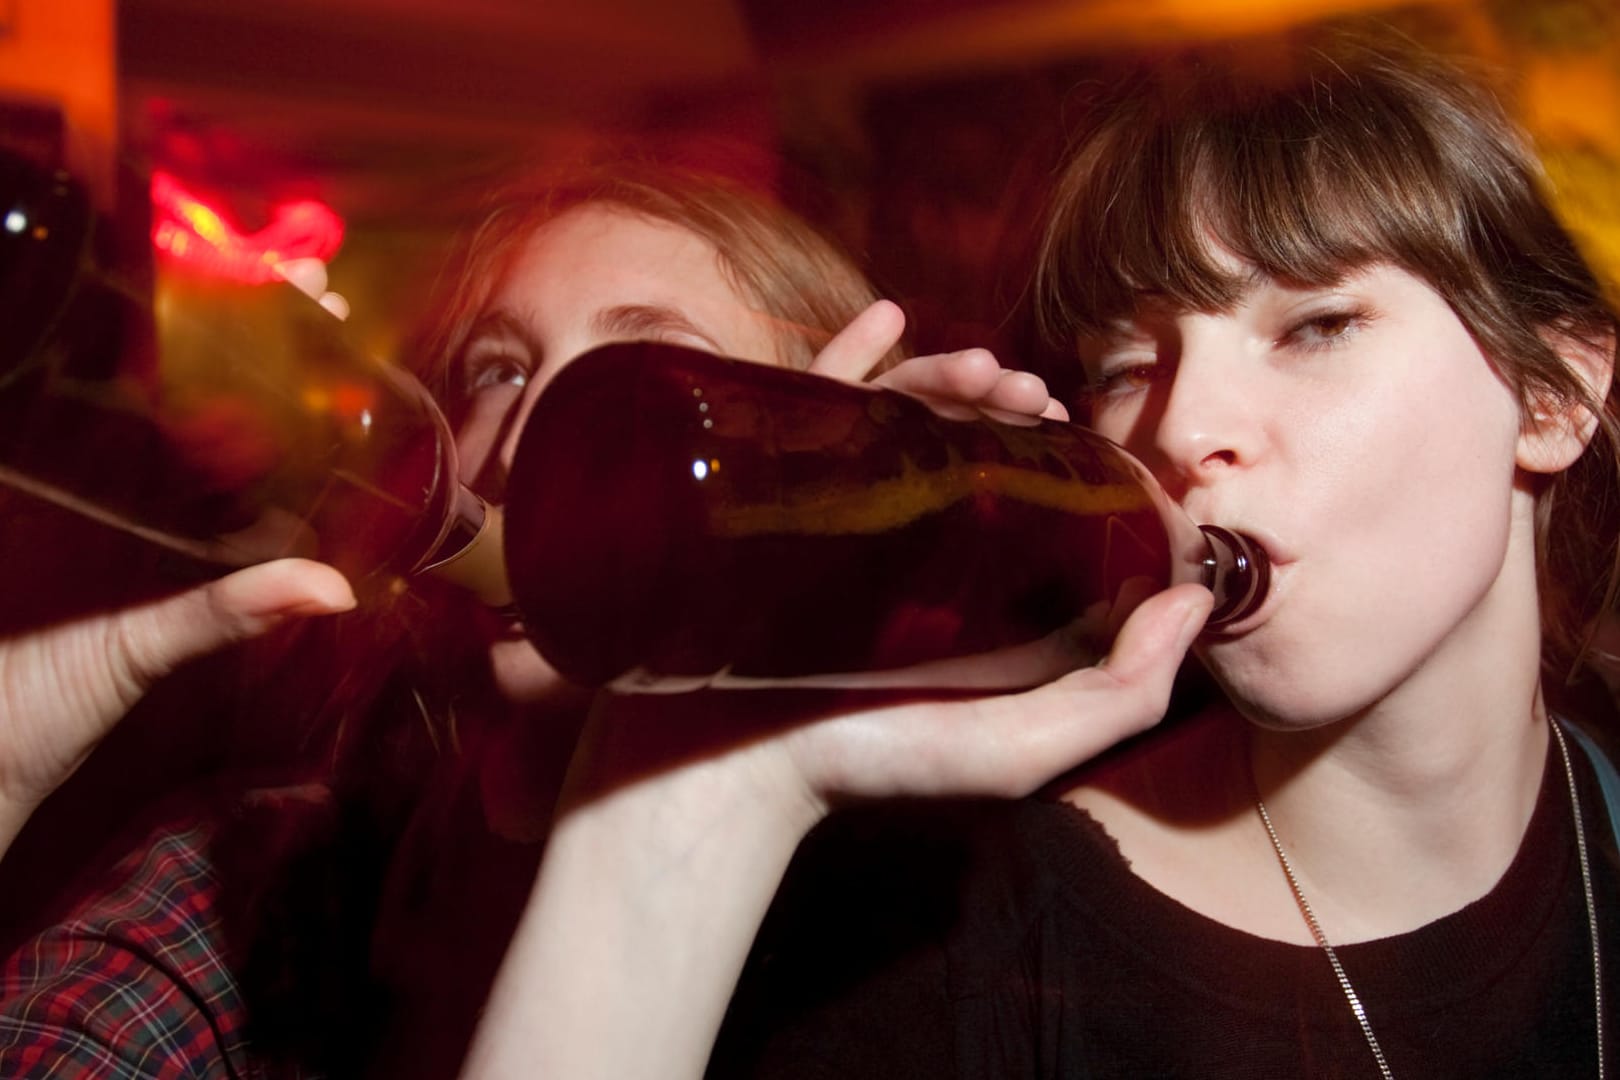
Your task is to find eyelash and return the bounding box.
[1088,337,1165,399]
[1090,304,1371,397]
[1279,306,1369,351]
[1090,361,1158,399]
[460,347,533,397]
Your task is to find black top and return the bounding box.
[710,738,1620,1078]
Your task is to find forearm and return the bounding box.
[458,586,1206,1077]
[460,746,822,1080]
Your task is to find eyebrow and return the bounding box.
[462,310,539,353]
[590,304,723,354]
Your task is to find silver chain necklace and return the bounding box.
[1254,720,1603,1080]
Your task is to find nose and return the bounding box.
[1142,335,1262,500]
[452,373,550,502]
[497,374,551,475]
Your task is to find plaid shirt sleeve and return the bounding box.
[0,818,292,1079]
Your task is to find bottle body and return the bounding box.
[0,150,506,601]
[503,341,1267,692]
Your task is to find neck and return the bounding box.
[1246,691,1549,944]
[1244,511,1554,939]
[1069,517,1560,944]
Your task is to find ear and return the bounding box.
[1516,325,1616,475]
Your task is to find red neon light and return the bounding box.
[150,170,344,283]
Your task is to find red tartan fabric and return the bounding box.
[0,819,305,1080]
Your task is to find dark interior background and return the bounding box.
[110,0,1620,398]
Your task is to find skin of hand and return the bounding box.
[0,557,354,857]
[812,299,1071,424]
[465,584,1209,1080]
[460,302,1208,1080]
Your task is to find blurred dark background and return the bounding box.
[6,0,1615,381]
[0,0,1617,982]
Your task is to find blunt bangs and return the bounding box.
[1035,27,1620,684]
[1037,38,1531,347]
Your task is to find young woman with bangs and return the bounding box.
[473,29,1620,1079]
[697,30,1620,1079]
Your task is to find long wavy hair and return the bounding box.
[409,159,905,421]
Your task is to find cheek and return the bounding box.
[1294,365,1524,620]
[489,638,580,705]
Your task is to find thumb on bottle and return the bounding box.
[1096,583,1212,688]
[117,559,356,689]
[209,557,356,627]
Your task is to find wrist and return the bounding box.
[557,698,830,840]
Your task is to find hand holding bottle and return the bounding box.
[0,558,354,858]
[553,293,1215,801]
[505,315,1261,692]
[811,299,1069,423]
[463,305,1213,1080]
[467,577,1209,1080]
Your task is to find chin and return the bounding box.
[1213,653,1404,734]
[1198,641,1356,732]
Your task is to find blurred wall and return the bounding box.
[0,0,116,203]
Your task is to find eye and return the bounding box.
[1087,334,1167,402]
[449,339,535,431]
[1093,362,1164,398]
[462,348,531,396]
[1281,308,1367,350]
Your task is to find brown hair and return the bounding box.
[410,160,900,413]
[1035,28,1620,680]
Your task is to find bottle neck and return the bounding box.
[1199,525,1270,627]
[419,485,512,608]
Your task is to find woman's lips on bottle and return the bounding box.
[1203,526,1289,636]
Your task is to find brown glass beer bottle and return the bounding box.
[503,342,1266,692]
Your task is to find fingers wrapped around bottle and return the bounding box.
[559,581,1212,818]
[810,301,1068,425]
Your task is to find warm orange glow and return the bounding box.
[0,0,116,205]
[1522,58,1620,154]
[769,0,1476,79]
[150,171,345,284]
[330,383,377,420]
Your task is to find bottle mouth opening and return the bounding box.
[1198,525,1270,627]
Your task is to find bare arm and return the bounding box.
[461,584,1208,1080]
